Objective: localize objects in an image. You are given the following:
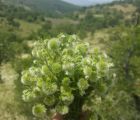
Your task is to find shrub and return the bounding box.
[21,34,115,119]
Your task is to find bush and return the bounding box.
[21,34,115,119]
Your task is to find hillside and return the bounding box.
[1,0,80,15]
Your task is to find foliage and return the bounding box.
[0,1,45,23]
[0,31,27,62]
[1,0,80,17]
[21,34,115,119]
[78,8,123,33]
[109,26,140,95]
[108,26,140,116]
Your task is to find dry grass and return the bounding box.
[47,17,79,25]
[15,19,42,38]
[109,4,136,13]
[0,63,30,120]
[0,18,42,38]
[84,29,110,52]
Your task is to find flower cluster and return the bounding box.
[21,34,114,119]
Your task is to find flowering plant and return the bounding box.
[21,34,114,120]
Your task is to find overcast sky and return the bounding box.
[62,0,114,6]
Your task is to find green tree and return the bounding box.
[109,26,140,112]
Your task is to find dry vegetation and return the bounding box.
[0,63,25,120]
[15,20,42,38]
[83,29,110,52]
[109,4,136,13]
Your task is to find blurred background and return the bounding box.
[0,0,140,120]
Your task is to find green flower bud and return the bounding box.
[21,71,32,85]
[52,63,62,74]
[83,66,93,77]
[60,90,74,105]
[43,95,56,106]
[62,63,75,76]
[62,77,70,86]
[62,63,74,71]
[96,59,107,71]
[77,78,89,95]
[60,86,71,93]
[105,95,113,106]
[56,105,69,115]
[76,43,88,55]
[94,96,102,105]
[48,38,59,50]
[82,57,93,65]
[68,34,77,42]
[33,87,41,96]
[36,50,43,58]
[33,60,39,65]
[29,67,41,77]
[62,49,73,56]
[42,82,58,95]
[32,104,46,117]
[41,65,49,75]
[37,78,43,88]
[32,49,37,57]
[59,34,66,39]
[22,90,36,102]
[82,100,92,111]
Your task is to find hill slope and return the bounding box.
[1,0,80,14]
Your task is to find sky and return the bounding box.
[62,0,114,6]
